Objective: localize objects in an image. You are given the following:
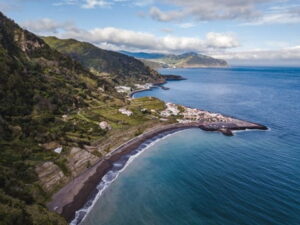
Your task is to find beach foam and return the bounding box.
[70,129,183,225]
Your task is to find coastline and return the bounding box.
[47,120,267,223]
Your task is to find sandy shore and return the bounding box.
[47,120,267,222]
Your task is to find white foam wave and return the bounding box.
[70,129,183,225]
[232,127,271,134]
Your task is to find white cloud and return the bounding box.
[241,5,300,25]
[81,0,111,8]
[211,46,300,65]
[150,6,185,22]
[59,26,239,52]
[54,0,152,9]
[149,0,273,22]
[53,0,79,6]
[205,32,239,49]
[147,0,300,25]
[21,18,75,34]
[21,17,300,65]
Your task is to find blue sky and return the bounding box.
[1,0,300,65]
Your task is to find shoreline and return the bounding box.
[47,121,267,223]
[129,79,169,98]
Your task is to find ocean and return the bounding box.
[78,66,300,225]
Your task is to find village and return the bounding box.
[159,102,233,124]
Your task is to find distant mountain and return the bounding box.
[43,37,165,86]
[123,51,228,69]
[120,51,166,59]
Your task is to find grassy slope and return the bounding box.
[42,36,165,86]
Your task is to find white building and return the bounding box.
[115,86,132,93]
[134,83,153,90]
[160,102,180,117]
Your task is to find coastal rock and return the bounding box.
[162,74,186,81]
[67,147,99,177]
[35,161,68,192]
[218,128,234,136]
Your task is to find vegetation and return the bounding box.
[42,36,165,86]
[0,12,174,224]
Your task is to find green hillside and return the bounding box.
[0,11,119,225]
[42,36,165,86]
[0,12,171,225]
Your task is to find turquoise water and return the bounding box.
[80,67,300,225]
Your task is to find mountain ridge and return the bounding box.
[121,51,228,69]
[43,36,165,86]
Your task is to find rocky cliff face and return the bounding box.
[35,147,100,192]
[67,147,99,177]
[36,162,68,193]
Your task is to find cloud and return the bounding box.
[21,17,300,65]
[59,27,239,52]
[205,32,239,49]
[53,0,79,6]
[21,18,75,34]
[150,6,185,22]
[148,0,280,22]
[21,17,239,52]
[81,0,111,9]
[54,0,151,9]
[241,5,300,25]
[211,46,300,65]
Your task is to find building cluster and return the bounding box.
[134,83,153,90]
[159,102,231,124]
[180,107,230,123]
[160,103,180,117]
[115,86,132,93]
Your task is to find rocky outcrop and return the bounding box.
[35,162,68,193]
[14,30,45,53]
[36,147,100,193]
[66,147,99,177]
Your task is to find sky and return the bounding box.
[1,0,300,65]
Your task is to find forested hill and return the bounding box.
[0,11,169,225]
[43,36,165,86]
[0,11,116,224]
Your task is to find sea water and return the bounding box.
[80,66,300,225]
